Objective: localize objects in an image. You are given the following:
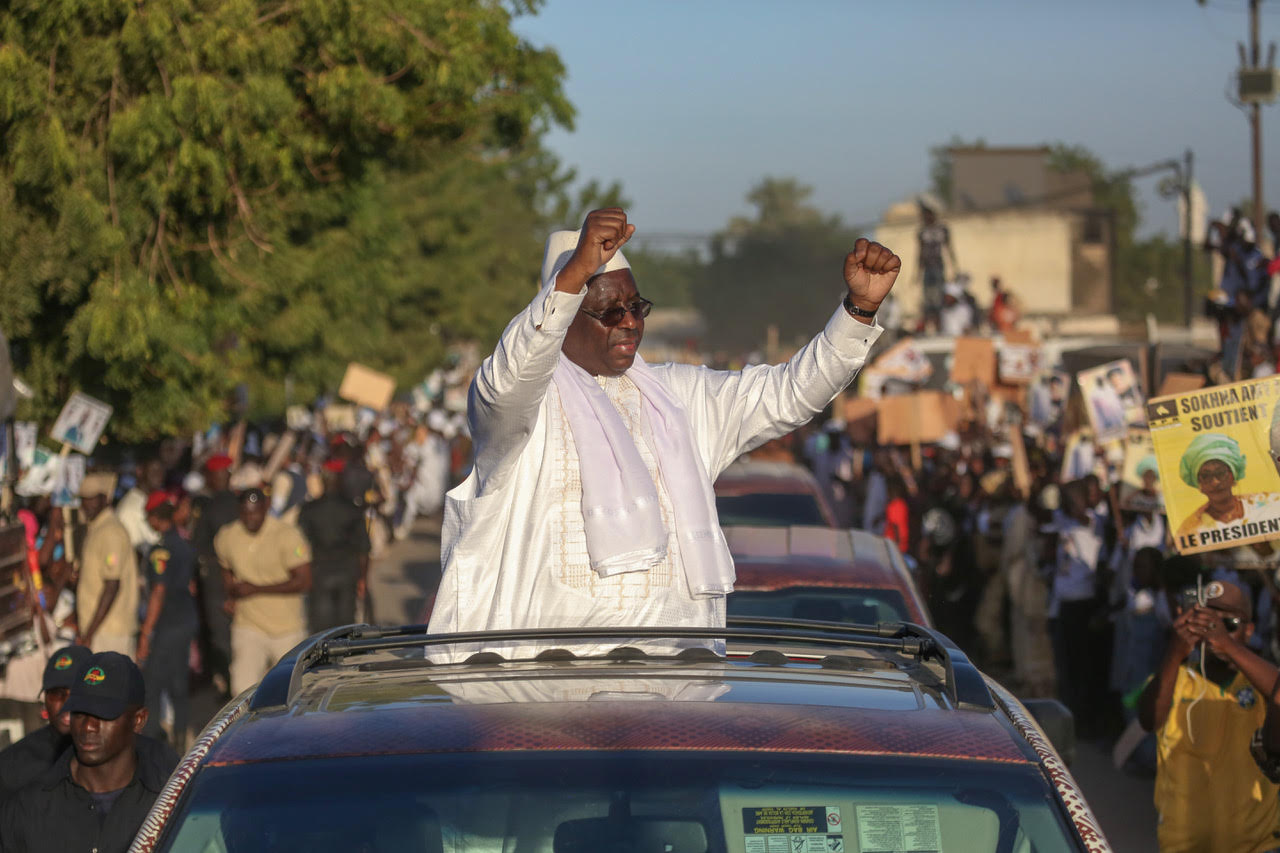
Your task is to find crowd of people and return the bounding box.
[3,398,469,749]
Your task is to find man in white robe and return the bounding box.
[427,208,900,658]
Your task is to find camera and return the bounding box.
[1177,586,1203,612]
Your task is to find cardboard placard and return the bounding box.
[339,363,396,411]
[50,454,85,508]
[50,392,112,455]
[1117,429,1162,513]
[1077,359,1145,444]
[950,337,997,387]
[1148,376,1280,556]
[842,397,879,441]
[871,339,933,383]
[997,343,1041,385]
[1010,428,1032,498]
[1004,328,1037,345]
[1158,372,1207,397]
[324,404,357,432]
[876,392,959,446]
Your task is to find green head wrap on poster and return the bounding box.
[1179,432,1246,489]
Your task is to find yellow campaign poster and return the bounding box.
[1148,376,1280,557]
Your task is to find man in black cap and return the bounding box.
[0,652,178,853]
[0,645,91,798]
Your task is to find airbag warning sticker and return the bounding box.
[855,805,941,853]
[742,807,843,853]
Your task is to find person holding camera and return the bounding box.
[1138,578,1280,852]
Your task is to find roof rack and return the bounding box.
[249,618,994,713]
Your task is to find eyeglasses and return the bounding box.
[1196,464,1234,485]
[580,298,653,327]
[1223,616,1242,631]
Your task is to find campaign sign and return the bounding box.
[50,392,112,455]
[1117,429,1162,513]
[1148,376,1280,556]
[1078,360,1145,444]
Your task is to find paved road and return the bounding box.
[367,515,443,627]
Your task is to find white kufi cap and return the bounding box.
[540,229,630,289]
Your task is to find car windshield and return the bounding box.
[715,493,827,527]
[728,589,912,625]
[157,754,1078,853]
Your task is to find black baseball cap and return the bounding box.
[62,652,145,720]
[42,645,92,692]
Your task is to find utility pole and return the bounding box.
[1184,148,1195,329]
[1249,0,1264,231]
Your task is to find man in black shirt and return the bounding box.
[139,493,199,747]
[0,644,92,799]
[0,652,178,853]
[299,460,371,631]
[191,454,239,696]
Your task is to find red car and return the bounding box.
[725,524,932,626]
[714,460,837,528]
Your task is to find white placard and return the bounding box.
[50,392,113,454]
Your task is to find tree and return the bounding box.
[693,178,857,353]
[0,0,575,440]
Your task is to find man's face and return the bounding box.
[562,270,645,378]
[146,512,172,535]
[207,469,230,492]
[44,687,71,737]
[80,494,107,522]
[1205,585,1253,660]
[139,460,165,492]
[240,499,268,534]
[1108,372,1127,394]
[71,707,145,767]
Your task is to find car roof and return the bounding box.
[726,526,931,624]
[203,658,1034,768]
[196,621,1022,769]
[714,460,825,495]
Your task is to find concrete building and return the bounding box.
[875,146,1114,326]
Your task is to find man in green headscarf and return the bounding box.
[1175,432,1275,539]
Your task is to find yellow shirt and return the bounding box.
[1155,665,1280,853]
[215,517,311,637]
[76,508,139,640]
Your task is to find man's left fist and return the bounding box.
[843,238,902,313]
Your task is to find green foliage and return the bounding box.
[694,178,857,353]
[0,0,575,440]
[626,246,700,310]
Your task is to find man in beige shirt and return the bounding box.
[215,488,312,694]
[76,473,139,657]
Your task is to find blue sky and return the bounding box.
[514,0,1280,244]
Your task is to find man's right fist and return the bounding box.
[556,208,636,293]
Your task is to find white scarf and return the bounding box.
[552,355,736,598]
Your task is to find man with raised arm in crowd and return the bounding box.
[428,208,899,656]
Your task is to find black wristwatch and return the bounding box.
[843,294,878,319]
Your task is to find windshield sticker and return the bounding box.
[855,805,941,853]
[743,807,842,853]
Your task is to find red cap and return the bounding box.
[205,454,233,472]
[322,458,346,473]
[145,490,174,513]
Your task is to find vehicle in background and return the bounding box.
[713,460,836,528]
[134,620,1100,852]
[725,525,931,626]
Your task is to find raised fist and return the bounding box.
[556,208,636,292]
[843,238,902,314]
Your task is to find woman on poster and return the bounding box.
[1174,433,1276,539]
